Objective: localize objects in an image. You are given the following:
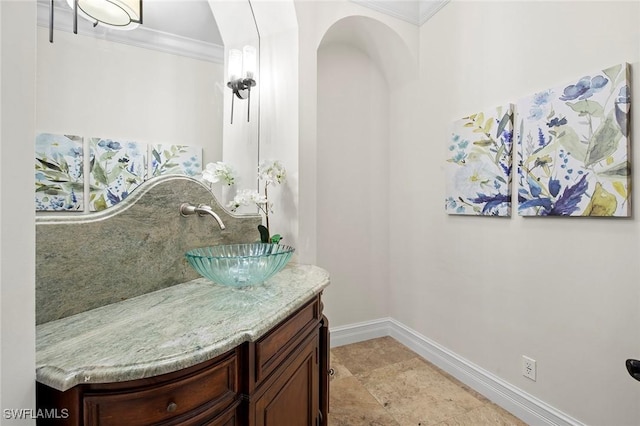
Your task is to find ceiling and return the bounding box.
[37,0,449,63]
[140,0,222,45]
[350,0,450,25]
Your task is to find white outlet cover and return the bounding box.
[522,355,537,381]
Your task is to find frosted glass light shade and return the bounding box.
[66,0,142,29]
[242,45,256,80]
[228,49,243,82]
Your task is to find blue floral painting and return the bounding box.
[150,144,202,178]
[89,137,147,211]
[517,64,630,216]
[35,133,84,211]
[445,104,514,216]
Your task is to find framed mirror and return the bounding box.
[35,0,259,212]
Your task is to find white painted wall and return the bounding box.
[295,1,418,329]
[317,41,391,325]
[0,1,37,424]
[387,1,640,425]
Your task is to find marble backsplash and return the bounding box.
[36,175,261,325]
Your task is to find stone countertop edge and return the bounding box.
[36,263,330,392]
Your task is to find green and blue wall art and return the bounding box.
[35,135,202,212]
[517,63,630,217]
[89,137,147,211]
[150,144,202,178]
[35,133,84,211]
[446,104,514,216]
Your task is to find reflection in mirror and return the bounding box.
[35,0,259,213]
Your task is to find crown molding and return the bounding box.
[419,0,450,25]
[36,1,224,64]
[350,0,449,26]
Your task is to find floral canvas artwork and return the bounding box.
[517,64,630,216]
[150,144,202,178]
[35,133,84,211]
[445,104,514,216]
[89,138,147,211]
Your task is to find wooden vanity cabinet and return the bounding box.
[37,294,328,426]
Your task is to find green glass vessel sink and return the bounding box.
[185,243,295,288]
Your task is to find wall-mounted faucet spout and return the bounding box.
[180,203,226,230]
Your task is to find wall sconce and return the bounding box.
[227,45,257,124]
[49,0,143,43]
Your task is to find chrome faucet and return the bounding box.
[179,203,225,230]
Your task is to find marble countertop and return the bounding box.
[36,263,330,392]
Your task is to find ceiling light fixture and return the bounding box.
[227,45,257,124]
[49,0,143,43]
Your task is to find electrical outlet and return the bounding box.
[522,356,536,381]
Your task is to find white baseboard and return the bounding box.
[330,318,586,426]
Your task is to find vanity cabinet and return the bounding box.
[37,295,329,426]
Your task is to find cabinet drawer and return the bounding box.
[84,354,237,425]
[255,297,319,383]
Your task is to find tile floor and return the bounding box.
[328,336,527,426]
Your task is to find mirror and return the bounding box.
[35,0,259,212]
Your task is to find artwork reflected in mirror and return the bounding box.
[34,0,260,213]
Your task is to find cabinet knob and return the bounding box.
[166,402,178,413]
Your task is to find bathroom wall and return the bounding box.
[0,1,37,422]
[295,0,418,326]
[317,40,391,325]
[298,0,640,424]
[389,2,640,425]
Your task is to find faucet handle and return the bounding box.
[179,203,197,217]
[179,203,225,230]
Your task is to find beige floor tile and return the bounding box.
[357,357,485,426]
[329,338,526,426]
[330,336,418,375]
[435,403,527,426]
[329,375,401,426]
[330,350,354,381]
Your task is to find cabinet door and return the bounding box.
[254,331,319,426]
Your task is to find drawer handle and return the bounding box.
[166,402,178,413]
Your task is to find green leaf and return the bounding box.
[152,149,162,164]
[473,140,493,147]
[494,143,506,165]
[566,100,604,118]
[270,234,283,244]
[39,170,73,182]
[555,126,587,162]
[91,161,109,186]
[496,112,511,139]
[483,117,493,134]
[603,64,622,85]
[93,194,108,211]
[585,113,622,167]
[258,225,270,243]
[598,161,629,177]
[36,158,62,172]
[476,112,484,126]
